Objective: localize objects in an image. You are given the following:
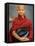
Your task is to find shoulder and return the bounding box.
[25,16,32,24]
[26,18,32,25]
[25,16,32,23]
[12,16,18,24]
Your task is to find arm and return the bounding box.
[12,30,25,41]
[28,24,33,41]
[26,20,33,41]
[12,30,21,41]
[23,20,33,41]
[12,30,29,41]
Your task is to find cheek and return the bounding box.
[22,11,25,14]
[23,11,25,13]
[17,11,20,13]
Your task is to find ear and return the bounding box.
[16,5,20,11]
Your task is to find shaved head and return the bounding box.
[16,5,25,16]
[16,5,25,10]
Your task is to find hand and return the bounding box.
[19,37,26,41]
[25,37,29,41]
[19,37,29,41]
[19,37,25,41]
[21,37,29,41]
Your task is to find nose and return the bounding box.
[21,10,22,12]
[20,11,23,13]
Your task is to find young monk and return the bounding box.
[10,5,33,42]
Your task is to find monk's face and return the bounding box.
[16,5,25,16]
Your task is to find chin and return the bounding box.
[19,14,23,16]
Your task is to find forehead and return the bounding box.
[16,5,25,9]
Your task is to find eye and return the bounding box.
[22,9,24,11]
[18,9,21,11]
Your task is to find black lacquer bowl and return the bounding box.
[16,27,29,37]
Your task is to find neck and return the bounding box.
[18,14,25,18]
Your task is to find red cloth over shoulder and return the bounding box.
[11,15,33,41]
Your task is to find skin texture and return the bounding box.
[12,5,29,41]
